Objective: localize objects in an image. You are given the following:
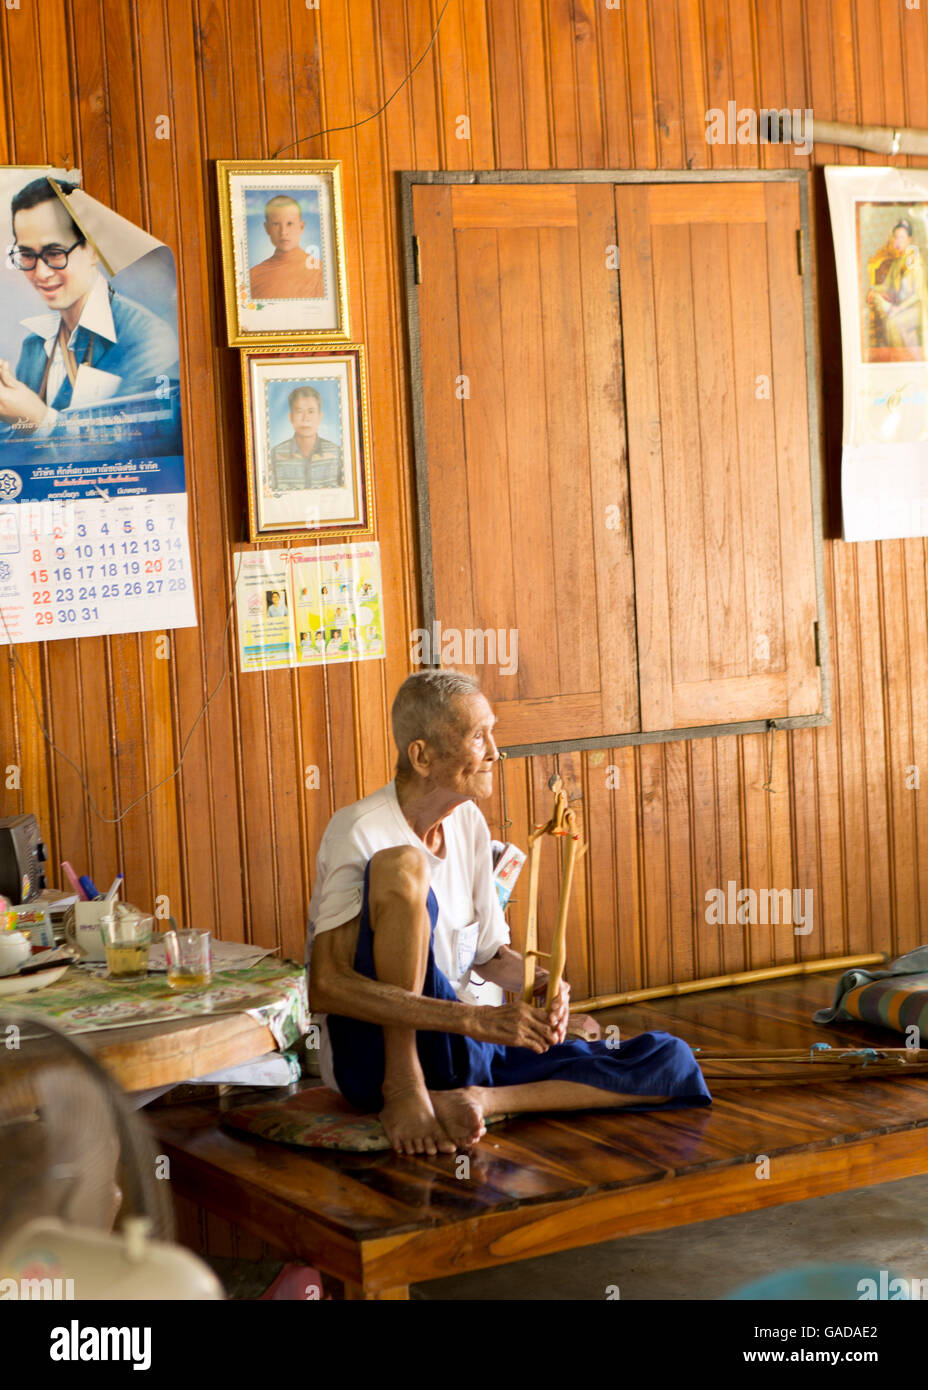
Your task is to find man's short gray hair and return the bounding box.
[392,669,482,777]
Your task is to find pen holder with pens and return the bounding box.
[64,900,145,963]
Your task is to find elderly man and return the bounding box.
[308,670,710,1155]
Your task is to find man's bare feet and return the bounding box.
[430,1087,488,1150]
[379,1084,456,1156]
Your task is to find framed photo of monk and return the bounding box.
[242,345,373,542]
[217,161,350,346]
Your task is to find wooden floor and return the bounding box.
[150,975,928,1298]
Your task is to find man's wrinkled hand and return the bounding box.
[473,999,556,1052]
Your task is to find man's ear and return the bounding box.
[406,739,432,778]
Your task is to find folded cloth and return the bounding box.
[813,946,928,1028]
[324,861,712,1115]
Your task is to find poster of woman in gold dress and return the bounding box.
[858,203,928,363]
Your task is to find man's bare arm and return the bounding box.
[310,917,555,1051]
[473,944,533,993]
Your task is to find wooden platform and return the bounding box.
[149,974,928,1299]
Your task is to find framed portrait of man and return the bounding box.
[216,160,349,345]
[242,345,373,542]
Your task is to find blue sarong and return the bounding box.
[327,861,712,1113]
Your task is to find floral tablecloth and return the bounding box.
[10,956,310,1050]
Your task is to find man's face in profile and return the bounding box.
[265,204,304,254]
[13,198,98,315]
[290,394,321,445]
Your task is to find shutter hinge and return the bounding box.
[796,227,804,276]
[813,620,821,666]
[413,235,422,284]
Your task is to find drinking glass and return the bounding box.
[164,928,212,989]
[102,913,153,982]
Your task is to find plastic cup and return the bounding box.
[102,913,153,982]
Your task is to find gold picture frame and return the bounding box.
[242,345,374,543]
[216,159,350,345]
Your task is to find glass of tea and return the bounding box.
[102,913,154,982]
[163,928,212,989]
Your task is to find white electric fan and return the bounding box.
[0,1009,223,1299]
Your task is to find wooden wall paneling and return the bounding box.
[753,0,788,173]
[715,735,745,974]
[701,0,733,173]
[576,183,639,732]
[570,0,606,169]
[105,0,156,908]
[764,182,820,715]
[789,726,823,962]
[651,221,709,689]
[486,0,525,167]
[313,0,365,824]
[614,187,672,730]
[904,541,928,946]
[583,748,616,998]
[740,735,773,967]
[727,0,758,172]
[167,0,248,941]
[726,220,784,680]
[460,0,494,171]
[434,0,471,172]
[675,0,710,171]
[537,222,601,701]
[802,0,838,166]
[454,225,519,704]
[664,740,695,982]
[768,728,796,965]
[857,542,892,947]
[598,0,632,170]
[649,0,684,169]
[412,187,476,646]
[831,546,867,956]
[898,0,928,132]
[689,223,748,682]
[546,0,582,169]
[881,540,917,955]
[639,743,669,986]
[613,745,642,991]
[286,0,325,150]
[623,0,657,168]
[813,565,847,958]
[690,736,721,979]
[347,0,412,797]
[517,0,554,171]
[497,227,558,702]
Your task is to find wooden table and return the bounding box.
[76,1012,279,1092]
[150,974,928,1299]
[9,1004,277,1093]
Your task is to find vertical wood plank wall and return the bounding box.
[1,0,926,1002]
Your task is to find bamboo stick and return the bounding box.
[546,828,578,1008]
[520,834,543,1005]
[807,118,928,157]
[569,954,885,1013]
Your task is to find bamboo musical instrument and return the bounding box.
[521,775,586,1009]
[569,954,886,1014]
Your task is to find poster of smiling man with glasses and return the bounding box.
[0,167,195,646]
[0,170,179,440]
